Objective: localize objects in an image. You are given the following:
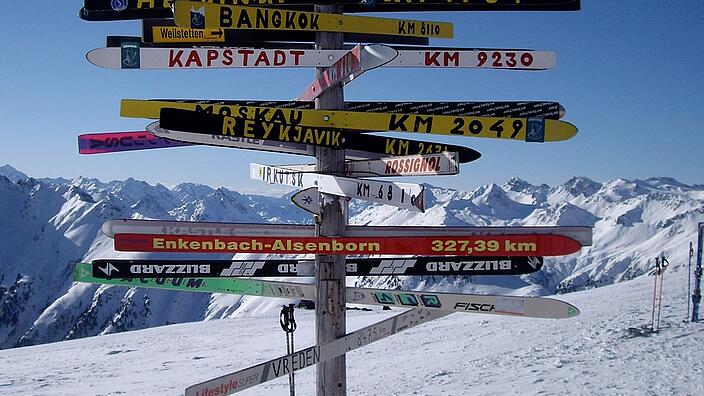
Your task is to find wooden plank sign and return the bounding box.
[123,99,577,143]
[156,108,482,162]
[112,233,583,256]
[77,131,189,154]
[101,219,594,247]
[87,46,556,70]
[250,163,426,212]
[173,2,454,38]
[297,44,398,101]
[89,256,543,278]
[280,152,460,177]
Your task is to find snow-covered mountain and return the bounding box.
[2,267,700,395]
[0,164,701,350]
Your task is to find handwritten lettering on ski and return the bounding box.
[87,46,555,70]
[250,162,425,212]
[173,2,453,38]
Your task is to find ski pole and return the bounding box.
[651,258,658,332]
[688,242,693,321]
[280,304,297,396]
[656,256,668,332]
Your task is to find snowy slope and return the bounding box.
[0,163,702,351]
[0,267,701,395]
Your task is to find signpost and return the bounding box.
[75,1,587,394]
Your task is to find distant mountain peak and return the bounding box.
[0,164,28,183]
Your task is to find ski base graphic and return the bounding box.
[91,256,544,278]
[75,263,580,319]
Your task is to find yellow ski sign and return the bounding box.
[173,1,453,39]
[120,99,577,142]
[151,26,225,44]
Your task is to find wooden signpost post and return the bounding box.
[75,1,587,395]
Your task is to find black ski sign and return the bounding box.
[91,257,543,278]
[158,108,482,163]
[81,1,580,22]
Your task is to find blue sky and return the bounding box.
[1,1,702,193]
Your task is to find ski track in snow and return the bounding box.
[1,269,703,395]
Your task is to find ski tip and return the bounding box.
[566,303,581,318]
[74,262,92,282]
[547,120,578,141]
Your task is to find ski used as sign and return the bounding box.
[297,44,398,101]
[280,152,459,177]
[173,2,453,39]
[88,45,556,71]
[77,131,189,154]
[112,233,583,256]
[134,99,564,119]
[291,187,320,216]
[123,99,577,143]
[250,163,426,212]
[184,308,446,396]
[156,109,482,162]
[80,0,580,22]
[90,256,543,278]
[145,121,392,160]
[74,263,580,319]
[101,219,593,247]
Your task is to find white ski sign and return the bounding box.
[100,219,593,247]
[146,121,379,161]
[249,163,425,212]
[86,47,555,70]
[280,152,459,177]
[297,44,398,101]
[184,308,447,396]
[291,187,321,216]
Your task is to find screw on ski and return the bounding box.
[280,304,298,396]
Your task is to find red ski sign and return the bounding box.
[113,233,583,257]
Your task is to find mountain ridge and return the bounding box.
[0,164,700,350]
